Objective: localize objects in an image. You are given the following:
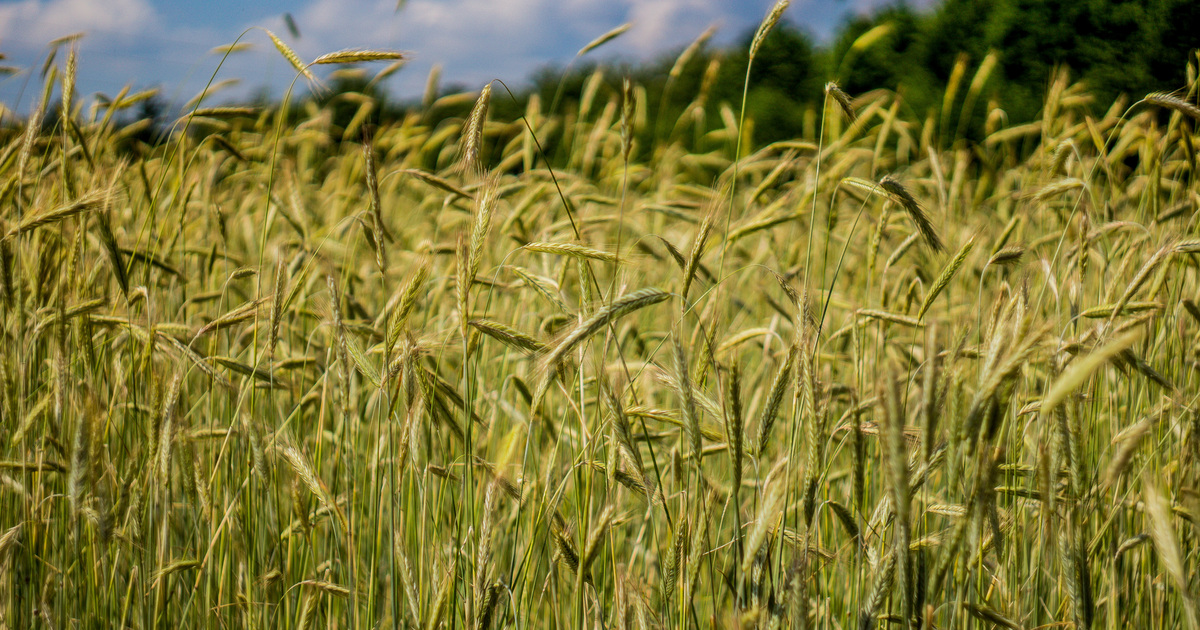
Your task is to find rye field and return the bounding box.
[1,22,1200,630]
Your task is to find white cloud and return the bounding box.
[242,0,760,97]
[848,0,940,17]
[0,0,158,46]
[0,0,828,112]
[625,0,728,56]
[231,0,589,97]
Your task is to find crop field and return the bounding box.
[1,16,1200,630]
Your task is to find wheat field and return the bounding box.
[1,17,1200,630]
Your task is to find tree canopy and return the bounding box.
[458,0,1198,148]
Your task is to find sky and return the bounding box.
[0,0,931,115]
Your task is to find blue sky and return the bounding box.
[0,0,930,115]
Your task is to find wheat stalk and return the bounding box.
[312,49,406,65]
[577,23,631,57]
[541,288,670,369]
[524,241,619,263]
[916,236,974,321]
[265,29,318,86]
[825,82,856,122]
[4,189,112,241]
[461,82,493,176]
[1142,91,1200,121]
[750,0,790,60]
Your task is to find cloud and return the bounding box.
[625,0,730,56]
[230,0,601,97]
[0,0,159,47]
[248,0,761,97]
[848,0,940,17]
[0,0,846,113]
